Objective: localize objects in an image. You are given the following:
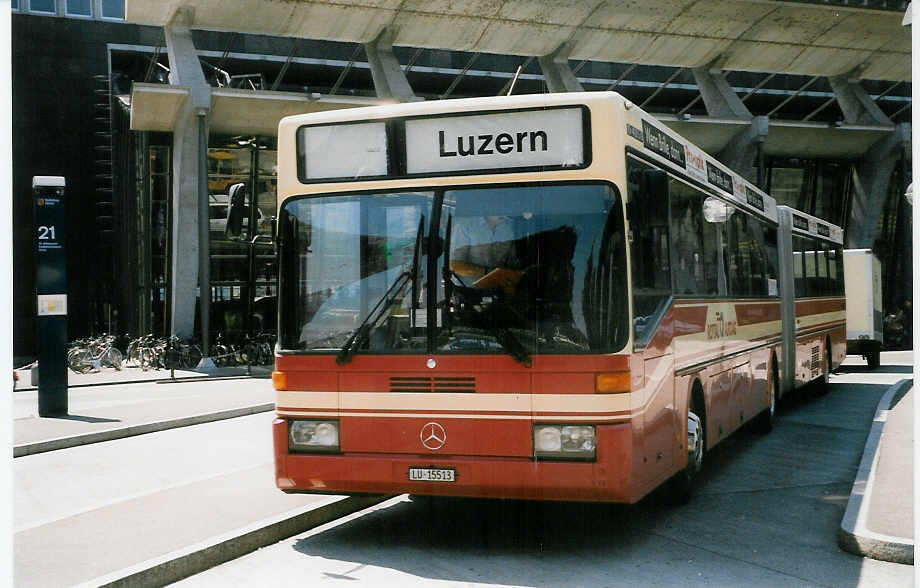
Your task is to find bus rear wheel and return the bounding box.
[755,358,779,433]
[815,338,832,395]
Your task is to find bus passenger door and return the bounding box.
[639,326,676,489]
[627,161,676,489]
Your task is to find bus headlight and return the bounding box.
[533,424,596,460]
[289,420,340,453]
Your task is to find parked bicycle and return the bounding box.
[67,334,124,373]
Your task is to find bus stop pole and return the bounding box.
[33,176,68,416]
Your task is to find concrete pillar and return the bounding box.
[692,62,767,184]
[846,123,911,248]
[691,63,751,119]
[164,8,211,342]
[718,116,769,185]
[364,28,417,101]
[538,43,584,93]
[829,71,905,249]
[829,69,892,126]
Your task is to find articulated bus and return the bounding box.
[271,92,844,504]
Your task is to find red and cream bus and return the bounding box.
[271,92,843,504]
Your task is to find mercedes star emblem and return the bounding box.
[420,422,447,451]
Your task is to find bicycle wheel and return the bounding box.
[68,348,94,373]
[103,347,124,371]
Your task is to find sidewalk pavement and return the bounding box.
[13,365,276,456]
[837,350,914,565]
[13,364,390,587]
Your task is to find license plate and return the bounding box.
[408,467,455,482]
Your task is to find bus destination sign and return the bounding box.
[300,121,389,181]
[405,107,585,175]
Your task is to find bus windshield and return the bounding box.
[278,182,628,356]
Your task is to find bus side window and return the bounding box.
[803,238,819,297]
[834,247,845,295]
[763,226,779,296]
[747,219,767,296]
[827,244,837,296]
[793,236,806,297]
[668,181,704,296]
[728,213,753,297]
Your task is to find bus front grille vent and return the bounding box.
[390,377,476,393]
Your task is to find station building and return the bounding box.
[11,0,913,361]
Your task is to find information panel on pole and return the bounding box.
[33,175,68,416]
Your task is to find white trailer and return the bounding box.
[843,249,883,369]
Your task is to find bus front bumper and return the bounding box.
[273,418,638,503]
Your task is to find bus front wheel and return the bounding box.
[667,393,705,504]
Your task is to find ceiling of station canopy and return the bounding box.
[126,0,911,82]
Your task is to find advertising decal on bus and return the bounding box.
[641,119,685,167]
[706,161,733,194]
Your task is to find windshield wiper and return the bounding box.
[337,215,426,364]
[336,270,411,364]
[490,322,532,367]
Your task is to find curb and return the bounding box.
[13,403,276,457]
[837,378,914,564]
[74,494,394,588]
[13,371,272,392]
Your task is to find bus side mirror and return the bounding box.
[225,182,246,239]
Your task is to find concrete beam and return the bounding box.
[129,84,189,132]
[829,71,892,127]
[846,123,911,249]
[364,28,417,101]
[538,42,584,93]
[691,62,751,120]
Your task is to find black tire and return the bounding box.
[814,339,832,395]
[867,344,881,370]
[756,358,779,433]
[667,390,705,504]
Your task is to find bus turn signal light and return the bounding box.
[272,371,288,391]
[596,371,630,394]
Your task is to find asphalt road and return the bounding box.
[174,370,913,587]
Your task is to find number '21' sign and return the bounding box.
[34,188,67,294]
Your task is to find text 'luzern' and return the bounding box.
[438,130,548,157]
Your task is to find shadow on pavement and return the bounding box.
[49,414,122,424]
[836,365,912,375]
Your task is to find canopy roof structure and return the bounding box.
[126,0,910,82]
